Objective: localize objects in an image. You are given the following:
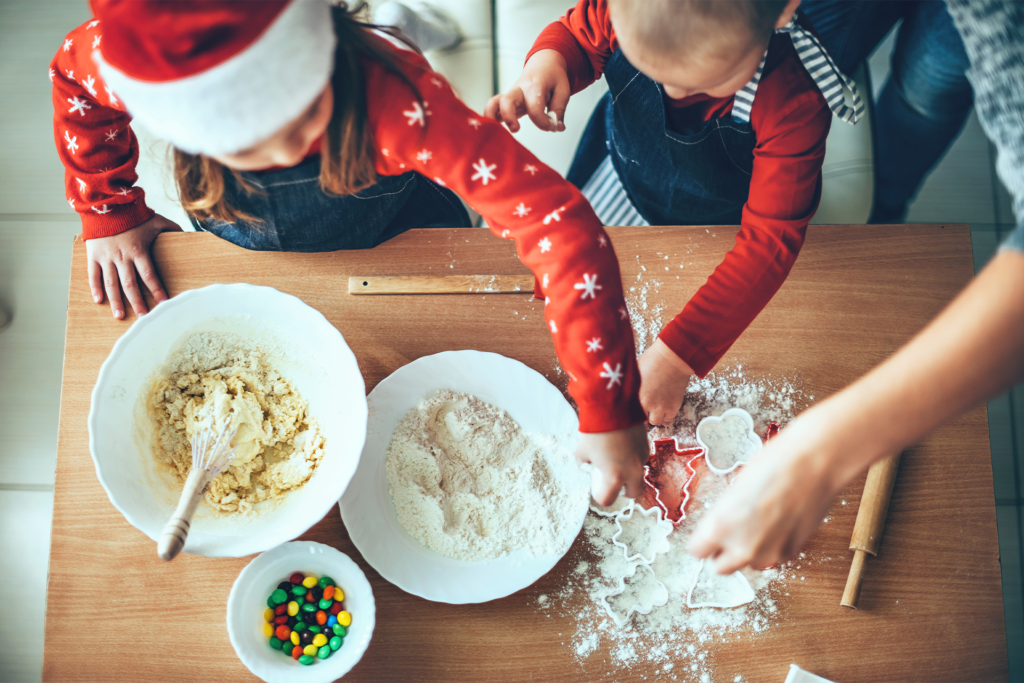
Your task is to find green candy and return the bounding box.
[270,589,288,605]
[318,576,335,589]
[302,603,317,614]
[298,654,315,666]
[293,622,308,633]
[317,646,332,660]
[266,595,277,609]
[332,624,347,637]
[329,636,342,651]
[269,637,283,651]
[291,585,306,596]
[318,598,332,610]
[308,625,321,634]
[295,596,305,607]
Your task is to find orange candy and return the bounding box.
[315,610,327,625]
[323,585,335,601]
[291,645,303,660]
[274,625,291,641]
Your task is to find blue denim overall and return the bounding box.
[193,155,471,251]
[566,49,756,226]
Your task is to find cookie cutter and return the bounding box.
[643,437,704,525]
[695,408,763,475]
[600,562,670,627]
[611,504,673,564]
[589,487,635,518]
[685,558,756,609]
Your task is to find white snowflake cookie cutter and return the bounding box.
[611,504,673,564]
[695,407,763,475]
[600,562,669,627]
[684,558,756,609]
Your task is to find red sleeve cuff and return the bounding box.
[526,22,596,95]
[80,198,155,240]
[576,393,646,433]
[657,324,719,378]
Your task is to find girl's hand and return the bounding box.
[638,338,694,426]
[688,406,848,574]
[484,49,570,133]
[576,423,650,506]
[86,213,182,319]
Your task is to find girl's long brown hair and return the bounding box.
[173,3,423,225]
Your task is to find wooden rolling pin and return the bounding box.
[349,275,535,295]
[841,452,903,608]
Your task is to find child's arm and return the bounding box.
[367,54,648,503]
[642,87,833,423]
[485,0,615,132]
[51,20,176,318]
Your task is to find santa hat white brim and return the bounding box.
[95,0,336,156]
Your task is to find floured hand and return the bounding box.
[576,423,649,507]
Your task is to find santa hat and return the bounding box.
[92,0,337,156]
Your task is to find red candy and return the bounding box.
[275,625,291,641]
[291,645,302,660]
[289,572,305,585]
[329,602,343,616]
[315,610,327,625]
[273,615,288,625]
[274,603,287,616]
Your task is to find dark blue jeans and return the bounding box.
[800,0,974,223]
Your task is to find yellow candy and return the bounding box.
[301,576,318,589]
[338,611,352,627]
[287,601,299,617]
[312,634,328,647]
[262,623,274,637]
[291,631,300,646]
[303,644,318,657]
[263,608,275,623]
[334,588,345,601]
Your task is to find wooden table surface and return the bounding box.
[44,225,1007,682]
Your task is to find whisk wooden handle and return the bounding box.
[157,467,212,561]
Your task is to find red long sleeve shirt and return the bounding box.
[529,0,832,376]
[51,20,645,433]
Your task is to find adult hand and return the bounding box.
[85,213,182,319]
[484,49,570,133]
[576,423,650,506]
[638,338,694,426]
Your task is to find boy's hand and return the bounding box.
[638,338,694,426]
[484,49,570,133]
[86,213,182,319]
[576,423,650,506]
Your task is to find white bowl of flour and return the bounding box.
[339,350,589,603]
[90,284,367,557]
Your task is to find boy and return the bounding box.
[488,0,861,426]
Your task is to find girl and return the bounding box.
[51,0,647,505]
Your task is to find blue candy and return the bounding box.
[326,614,338,628]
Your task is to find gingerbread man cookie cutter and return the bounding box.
[600,562,670,627]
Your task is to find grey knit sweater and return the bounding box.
[946,0,1024,251]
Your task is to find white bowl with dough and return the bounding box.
[339,350,588,604]
[89,284,367,558]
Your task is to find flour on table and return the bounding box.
[386,390,588,561]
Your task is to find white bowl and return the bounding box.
[339,350,588,603]
[89,284,367,557]
[227,541,375,682]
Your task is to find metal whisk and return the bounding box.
[157,421,238,561]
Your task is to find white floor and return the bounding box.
[0,4,1018,682]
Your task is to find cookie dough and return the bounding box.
[149,334,324,513]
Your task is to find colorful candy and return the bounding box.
[262,572,350,665]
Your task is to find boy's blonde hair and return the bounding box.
[174,3,424,225]
[609,0,789,60]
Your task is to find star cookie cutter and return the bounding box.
[642,437,704,526]
[600,562,670,627]
[610,504,673,564]
[695,408,763,475]
[684,558,756,609]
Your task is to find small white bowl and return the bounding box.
[89,284,367,557]
[227,541,375,683]
[340,350,589,603]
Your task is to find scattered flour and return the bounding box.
[386,390,588,561]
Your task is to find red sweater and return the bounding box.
[51,21,644,433]
[529,0,832,376]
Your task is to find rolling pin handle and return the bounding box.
[841,548,868,609]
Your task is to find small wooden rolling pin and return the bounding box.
[840,452,903,608]
[349,275,535,295]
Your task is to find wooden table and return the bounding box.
[44,226,1008,682]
